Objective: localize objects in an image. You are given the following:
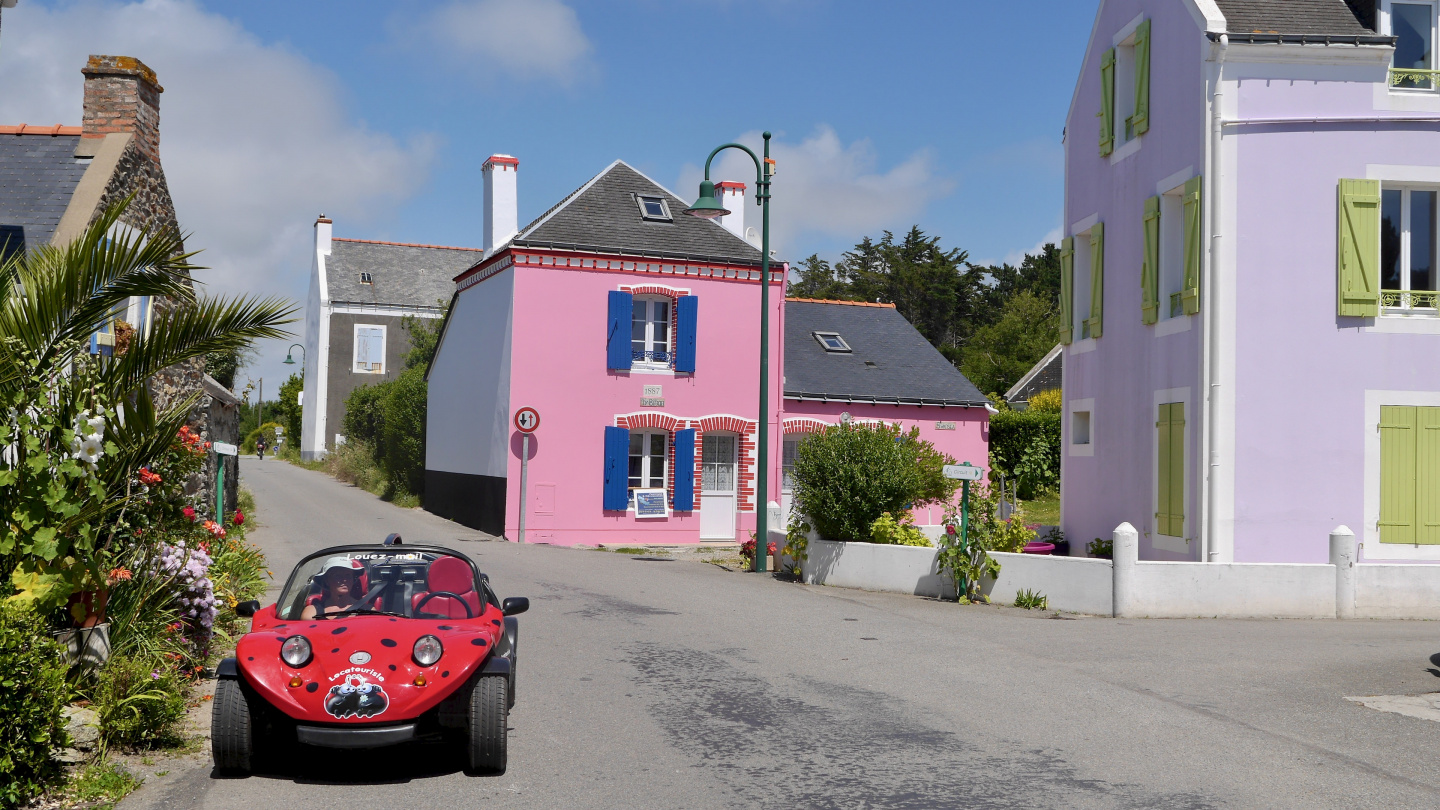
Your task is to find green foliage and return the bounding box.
[0,602,67,809]
[401,302,449,371]
[207,538,268,642]
[790,422,958,543]
[379,366,427,498]
[1026,387,1063,414]
[241,422,284,455]
[93,654,187,750]
[936,484,1037,603]
[1087,537,1113,558]
[271,374,303,448]
[325,439,385,493]
[342,384,386,447]
[868,512,932,546]
[60,759,142,808]
[203,345,254,391]
[1014,589,1048,610]
[781,517,811,573]
[786,254,850,300]
[988,409,1062,498]
[960,290,1059,397]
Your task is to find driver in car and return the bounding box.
[301,557,367,619]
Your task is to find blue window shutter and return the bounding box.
[675,295,698,373]
[603,426,630,510]
[606,291,633,370]
[672,429,696,510]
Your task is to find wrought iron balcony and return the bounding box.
[1169,292,1183,319]
[1381,289,1440,310]
[632,349,672,366]
[1390,68,1440,90]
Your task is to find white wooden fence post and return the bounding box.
[1112,522,1139,618]
[1329,525,1356,619]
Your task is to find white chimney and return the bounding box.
[715,181,746,242]
[314,213,332,255]
[483,154,519,256]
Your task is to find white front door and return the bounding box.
[700,434,737,539]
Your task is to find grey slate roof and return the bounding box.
[513,160,765,266]
[1004,344,1062,406]
[0,134,88,258]
[784,300,987,407]
[326,239,482,309]
[1214,0,1375,36]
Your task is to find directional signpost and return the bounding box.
[213,441,238,527]
[943,462,981,600]
[514,408,540,544]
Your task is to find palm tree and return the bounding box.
[0,197,296,605]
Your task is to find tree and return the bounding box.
[203,345,255,390]
[272,374,303,449]
[786,254,851,300]
[400,299,449,371]
[959,290,1058,397]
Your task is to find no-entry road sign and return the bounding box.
[514,407,540,434]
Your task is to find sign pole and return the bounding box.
[518,433,529,544]
[215,453,225,526]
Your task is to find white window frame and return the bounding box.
[627,429,669,509]
[1108,13,1146,164]
[812,331,851,353]
[631,295,673,370]
[1072,226,1094,344]
[1068,398,1094,457]
[1151,387,1191,555]
[636,195,673,222]
[353,323,387,375]
[1379,183,1440,314]
[1384,0,1440,91]
[125,295,154,339]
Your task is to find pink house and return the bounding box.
[425,156,989,545]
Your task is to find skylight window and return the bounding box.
[359,272,373,285]
[813,331,851,353]
[636,195,673,222]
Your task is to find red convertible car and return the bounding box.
[211,538,527,775]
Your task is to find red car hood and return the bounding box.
[236,610,503,723]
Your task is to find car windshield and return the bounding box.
[276,548,485,621]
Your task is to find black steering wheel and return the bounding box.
[414,591,475,618]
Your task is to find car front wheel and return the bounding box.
[212,678,254,775]
[466,674,508,775]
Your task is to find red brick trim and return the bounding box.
[785,297,896,308]
[782,418,830,434]
[334,237,482,252]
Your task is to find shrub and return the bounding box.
[1026,388,1062,414]
[937,483,1037,603]
[1014,589,1048,610]
[326,439,385,494]
[868,512,931,546]
[0,603,67,809]
[93,654,187,749]
[242,421,284,455]
[342,384,385,447]
[988,409,1061,498]
[379,366,427,498]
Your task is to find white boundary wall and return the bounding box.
[985,552,1114,615]
[801,539,955,599]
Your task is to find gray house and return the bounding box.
[299,219,480,459]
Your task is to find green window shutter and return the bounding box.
[1058,237,1074,345]
[1155,402,1186,537]
[1086,224,1105,338]
[1337,178,1381,317]
[1099,48,1115,157]
[1417,408,1440,545]
[1142,196,1161,325]
[1182,175,1203,315]
[1379,405,1417,544]
[1133,20,1151,136]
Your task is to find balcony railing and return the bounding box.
[1381,289,1440,310]
[632,349,672,366]
[1169,292,1183,319]
[1390,68,1440,90]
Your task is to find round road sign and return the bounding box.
[514,407,540,434]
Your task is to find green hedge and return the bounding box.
[988,410,1061,498]
[0,603,67,809]
[340,366,427,499]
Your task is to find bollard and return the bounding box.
[1329,525,1356,619]
[1112,522,1139,618]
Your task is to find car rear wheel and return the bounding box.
[466,674,508,775]
[212,678,254,775]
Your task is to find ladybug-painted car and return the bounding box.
[212,537,528,775]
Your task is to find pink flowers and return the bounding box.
[182,506,196,522]
[138,467,161,486]
[202,519,227,539]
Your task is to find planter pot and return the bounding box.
[1051,539,1071,557]
[55,622,111,670]
[1023,542,1055,555]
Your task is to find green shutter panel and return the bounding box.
[1086,223,1105,339]
[1182,175,1203,315]
[1338,178,1381,317]
[1099,48,1115,157]
[1155,402,1186,537]
[1133,20,1151,136]
[1058,237,1074,345]
[1156,404,1173,536]
[1379,405,1417,544]
[1416,408,1440,544]
[1142,196,1161,325]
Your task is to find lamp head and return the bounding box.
[283,353,295,365]
[684,180,730,219]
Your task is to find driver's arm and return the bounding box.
[300,603,318,620]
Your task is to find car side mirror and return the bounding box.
[502,597,529,616]
[235,600,261,617]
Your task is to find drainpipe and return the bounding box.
[1204,34,1228,563]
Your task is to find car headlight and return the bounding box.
[281,635,312,667]
[413,635,443,667]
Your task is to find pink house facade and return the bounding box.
[425,157,990,545]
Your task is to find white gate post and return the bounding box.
[1112,522,1139,618]
[1329,525,1356,619]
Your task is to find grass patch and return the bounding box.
[1020,491,1059,525]
[61,759,142,809]
[611,547,646,554]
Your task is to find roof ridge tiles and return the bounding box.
[0,124,84,136]
[332,237,482,252]
[785,297,897,308]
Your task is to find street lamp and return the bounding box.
[685,132,777,573]
[282,343,306,369]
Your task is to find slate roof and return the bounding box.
[1214,0,1377,37]
[326,239,482,309]
[511,161,765,266]
[784,300,987,407]
[0,133,89,259]
[1004,344,1063,406]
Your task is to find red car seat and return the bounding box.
[411,557,480,618]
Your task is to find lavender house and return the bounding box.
[1062,0,1440,564]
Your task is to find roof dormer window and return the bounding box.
[636,195,673,222]
[813,331,851,353]
[359,272,373,285]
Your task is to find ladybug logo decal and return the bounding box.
[324,674,389,719]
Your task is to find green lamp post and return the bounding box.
[282,343,306,369]
[684,132,777,573]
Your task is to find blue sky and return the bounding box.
[1,0,1095,392]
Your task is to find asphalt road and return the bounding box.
[121,458,1440,809]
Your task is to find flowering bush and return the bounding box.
[740,538,777,566]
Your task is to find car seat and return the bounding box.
[411,557,480,618]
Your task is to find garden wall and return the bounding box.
[801,539,955,599]
[984,552,1113,615]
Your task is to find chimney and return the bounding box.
[715,181,746,242]
[81,55,163,163]
[483,154,519,256]
[315,214,332,256]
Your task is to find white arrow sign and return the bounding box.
[943,464,983,481]
[213,442,238,457]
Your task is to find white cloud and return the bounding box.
[0,0,436,386]
[410,0,593,85]
[1000,224,1062,268]
[676,126,953,259]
